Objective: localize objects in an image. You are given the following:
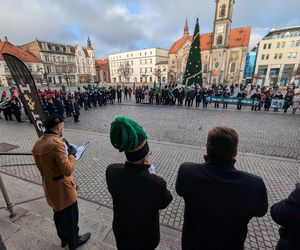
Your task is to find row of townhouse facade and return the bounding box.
[0,37,96,87]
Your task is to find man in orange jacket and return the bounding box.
[32,114,90,249]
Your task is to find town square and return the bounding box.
[1,0,300,249]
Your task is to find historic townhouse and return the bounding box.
[74,37,96,84]
[95,59,110,83]
[0,37,43,87]
[21,40,77,85]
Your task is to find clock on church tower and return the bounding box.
[213,0,234,48]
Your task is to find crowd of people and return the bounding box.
[28,113,300,250]
[135,82,300,114]
[0,82,299,124]
[0,85,133,123]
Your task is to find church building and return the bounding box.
[168,0,251,85]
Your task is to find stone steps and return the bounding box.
[0,174,181,249]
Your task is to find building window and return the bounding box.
[268,43,272,49]
[145,59,147,64]
[263,44,267,49]
[281,42,286,48]
[150,67,152,72]
[274,53,278,59]
[279,53,283,59]
[261,54,265,60]
[230,62,236,73]
[287,52,292,58]
[150,51,152,55]
[219,4,226,17]
[217,35,223,45]
[203,64,208,73]
[266,54,269,60]
[292,52,297,58]
[150,59,152,64]
[291,41,295,47]
[140,68,142,73]
[276,42,281,48]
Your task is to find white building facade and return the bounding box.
[108,48,169,84]
[254,26,300,86]
[74,38,96,84]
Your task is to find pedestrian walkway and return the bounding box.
[1,107,300,249]
[0,173,181,250]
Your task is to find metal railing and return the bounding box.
[0,152,33,218]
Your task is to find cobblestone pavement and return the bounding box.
[64,102,300,160]
[1,104,300,249]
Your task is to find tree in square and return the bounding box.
[182,18,203,87]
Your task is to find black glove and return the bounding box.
[68,145,77,157]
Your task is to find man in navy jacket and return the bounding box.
[176,127,268,250]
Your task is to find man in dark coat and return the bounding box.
[271,183,300,250]
[176,127,268,250]
[106,115,173,250]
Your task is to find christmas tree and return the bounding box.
[182,18,203,87]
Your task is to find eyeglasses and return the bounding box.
[148,151,153,157]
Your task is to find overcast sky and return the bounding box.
[0,0,299,58]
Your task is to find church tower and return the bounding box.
[86,37,94,58]
[212,0,234,48]
[183,18,189,38]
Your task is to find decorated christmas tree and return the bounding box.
[182,18,203,87]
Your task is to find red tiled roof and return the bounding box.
[228,27,251,48]
[169,27,251,54]
[0,40,41,62]
[95,59,108,66]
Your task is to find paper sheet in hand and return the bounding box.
[65,142,89,160]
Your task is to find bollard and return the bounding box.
[0,174,16,218]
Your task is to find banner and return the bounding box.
[270,99,285,109]
[208,97,255,106]
[2,53,46,137]
[208,96,285,108]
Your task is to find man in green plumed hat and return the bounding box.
[106,115,173,250]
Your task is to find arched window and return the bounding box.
[203,64,208,73]
[217,35,223,45]
[230,62,236,73]
[219,4,226,17]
